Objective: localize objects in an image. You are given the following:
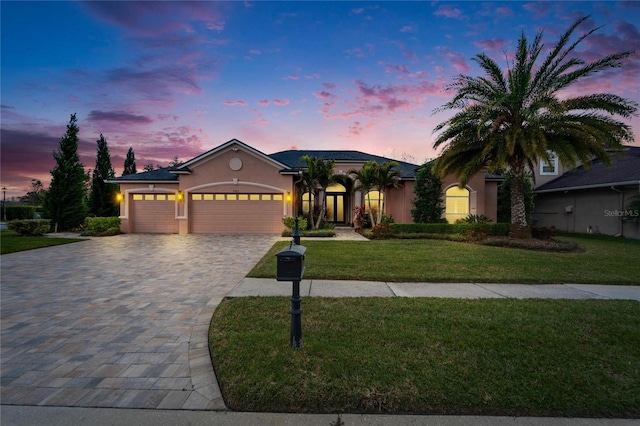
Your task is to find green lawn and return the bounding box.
[210,297,640,416]
[248,235,640,284]
[0,229,86,255]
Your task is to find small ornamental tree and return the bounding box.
[411,161,445,223]
[122,147,137,175]
[88,134,119,217]
[43,113,89,231]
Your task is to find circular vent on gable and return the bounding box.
[229,158,243,171]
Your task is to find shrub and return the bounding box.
[281,229,335,238]
[5,205,36,220]
[282,216,308,231]
[390,223,509,236]
[531,226,556,240]
[82,217,121,236]
[380,214,394,226]
[371,223,392,238]
[456,214,492,224]
[7,219,51,236]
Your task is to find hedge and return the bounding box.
[7,219,51,236]
[390,222,510,236]
[4,205,36,221]
[82,217,121,236]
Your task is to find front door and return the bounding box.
[326,193,345,223]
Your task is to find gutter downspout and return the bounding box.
[611,186,624,237]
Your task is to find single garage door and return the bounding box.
[190,193,284,233]
[131,193,178,233]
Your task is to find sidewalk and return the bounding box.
[229,278,640,301]
[3,405,639,426]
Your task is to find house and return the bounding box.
[110,139,500,234]
[532,146,640,239]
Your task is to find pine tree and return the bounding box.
[123,147,137,175]
[43,114,89,231]
[89,134,119,217]
[411,162,445,223]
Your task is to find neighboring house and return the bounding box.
[532,146,640,239]
[109,139,500,234]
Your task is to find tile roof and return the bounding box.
[535,147,640,192]
[269,150,420,178]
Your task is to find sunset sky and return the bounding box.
[2,1,639,199]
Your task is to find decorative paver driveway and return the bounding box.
[1,234,278,410]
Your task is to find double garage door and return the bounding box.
[191,193,284,234]
[130,192,284,234]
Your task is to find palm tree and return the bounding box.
[301,155,336,229]
[350,160,401,226]
[432,16,637,238]
[373,161,401,225]
[350,161,378,224]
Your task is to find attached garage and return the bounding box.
[190,193,284,233]
[130,193,178,233]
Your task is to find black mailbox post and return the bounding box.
[276,243,306,348]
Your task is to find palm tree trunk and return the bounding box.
[510,160,532,238]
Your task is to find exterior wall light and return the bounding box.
[177,191,184,202]
[116,192,124,202]
[286,192,292,203]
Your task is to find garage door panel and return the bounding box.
[131,196,178,233]
[191,194,283,234]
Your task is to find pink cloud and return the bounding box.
[287,75,300,80]
[224,100,248,106]
[434,5,462,19]
[475,38,508,51]
[258,100,270,106]
[400,24,417,33]
[437,47,471,73]
[273,99,290,106]
[523,2,551,19]
[313,91,335,100]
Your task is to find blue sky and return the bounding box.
[2,1,639,198]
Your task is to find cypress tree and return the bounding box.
[411,161,445,223]
[89,134,119,217]
[123,147,137,175]
[43,114,88,231]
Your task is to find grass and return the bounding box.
[248,235,640,284]
[0,229,86,254]
[210,297,640,416]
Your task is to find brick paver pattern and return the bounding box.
[1,234,278,410]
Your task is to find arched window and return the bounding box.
[364,190,383,214]
[326,183,346,193]
[301,192,315,215]
[445,186,469,223]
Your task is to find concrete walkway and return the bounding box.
[2,230,639,425]
[229,278,640,300]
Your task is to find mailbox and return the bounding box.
[276,243,306,281]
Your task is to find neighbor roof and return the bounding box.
[109,167,178,183]
[535,147,640,193]
[269,149,419,179]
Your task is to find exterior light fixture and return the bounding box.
[116,192,124,202]
[177,191,184,201]
[286,192,292,202]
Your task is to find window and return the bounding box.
[192,194,202,200]
[238,194,249,201]
[301,192,315,214]
[364,190,383,214]
[273,194,283,201]
[156,194,166,201]
[445,186,469,223]
[133,194,143,201]
[540,152,558,175]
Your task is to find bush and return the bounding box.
[456,214,492,224]
[5,205,36,221]
[371,223,392,238]
[82,217,121,236]
[7,219,51,236]
[281,229,335,238]
[283,216,308,231]
[531,226,556,240]
[390,223,510,236]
